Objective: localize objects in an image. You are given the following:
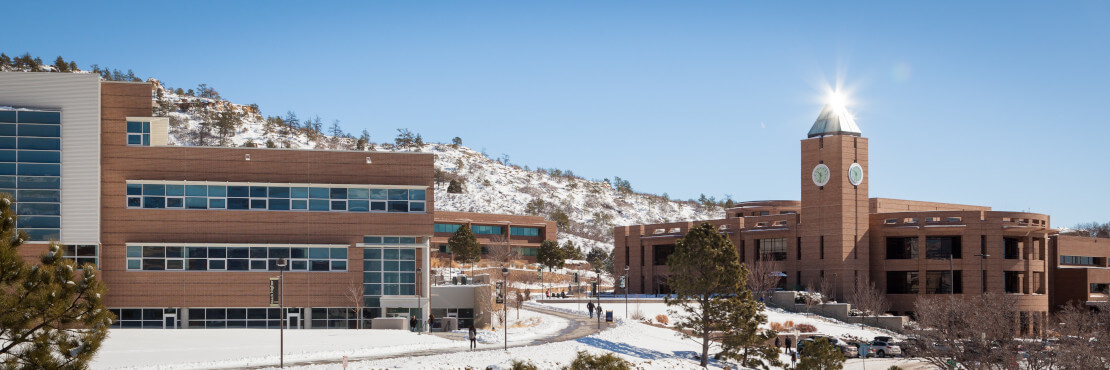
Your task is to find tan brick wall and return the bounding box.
[98,82,434,309]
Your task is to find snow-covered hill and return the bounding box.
[144,78,724,252]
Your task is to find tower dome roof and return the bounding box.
[807,104,861,138]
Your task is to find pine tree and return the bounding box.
[448,225,481,267]
[265,139,277,148]
[447,179,463,194]
[0,53,10,69]
[665,222,744,367]
[0,194,113,368]
[68,61,77,72]
[561,240,583,260]
[797,338,845,370]
[451,137,462,147]
[537,240,564,271]
[53,56,68,72]
[716,294,781,369]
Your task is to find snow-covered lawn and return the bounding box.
[91,329,454,369]
[535,301,902,341]
[92,308,569,369]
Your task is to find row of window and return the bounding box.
[886,271,964,294]
[436,244,539,257]
[885,236,963,260]
[363,236,422,245]
[433,224,542,236]
[125,245,349,272]
[1061,255,1106,266]
[126,182,427,213]
[0,110,60,124]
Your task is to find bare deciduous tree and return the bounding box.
[486,234,517,265]
[911,293,1022,370]
[848,277,889,325]
[1050,302,1110,369]
[345,277,365,329]
[817,276,836,303]
[744,260,782,302]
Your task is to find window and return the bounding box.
[126,121,151,146]
[1091,283,1109,294]
[925,270,962,294]
[925,236,961,259]
[472,225,503,235]
[0,108,62,241]
[1004,238,1021,259]
[510,227,540,236]
[520,247,538,257]
[62,245,98,267]
[126,245,347,272]
[819,236,824,259]
[1004,271,1023,293]
[886,271,919,294]
[796,237,801,260]
[126,181,426,214]
[758,238,786,261]
[886,237,918,259]
[434,224,461,233]
[363,247,418,301]
[652,244,675,266]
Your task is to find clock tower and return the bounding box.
[799,103,869,300]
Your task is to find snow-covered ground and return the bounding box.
[534,301,901,341]
[92,308,569,369]
[285,316,926,370]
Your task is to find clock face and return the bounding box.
[848,163,864,186]
[812,164,831,187]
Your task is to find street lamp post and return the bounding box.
[275,258,287,368]
[417,267,423,335]
[975,253,990,297]
[624,265,629,319]
[501,265,509,350]
[595,267,601,331]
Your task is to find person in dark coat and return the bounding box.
[586,301,595,318]
[775,337,781,352]
[409,316,418,332]
[785,336,793,353]
[468,323,477,350]
[427,313,435,332]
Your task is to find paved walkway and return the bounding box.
[245,305,611,369]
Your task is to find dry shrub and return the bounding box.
[796,323,817,333]
[770,322,785,331]
[784,320,795,329]
[655,314,669,325]
[631,307,644,320]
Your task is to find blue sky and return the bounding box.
[5,1,1108,227]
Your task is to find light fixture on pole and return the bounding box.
[275,257,287,368]
[624,265,629,319]
[501,265,509,350]
[595,266,601,331]
[417,267,422,335]
[975,253,989,297]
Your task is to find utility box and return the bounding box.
[605,310,614,323]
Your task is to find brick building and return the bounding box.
[1,72,435,329]
[614,102,1078,335]
[431,211,556,264]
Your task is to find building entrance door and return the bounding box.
[163,314,177,329]
[287,313,301,329]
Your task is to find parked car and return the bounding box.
[868,340,902,358]
[798,336,859,358]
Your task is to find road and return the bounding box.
[245,305,611,369]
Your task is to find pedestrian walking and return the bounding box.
[468,324,477,350]
[409,316,417,332]
[586,301,595,318]
[790,351,796,367]
[596,303,602,320]
[785,336,793,354]
[775,337,781,352]
[427,313,436,333]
